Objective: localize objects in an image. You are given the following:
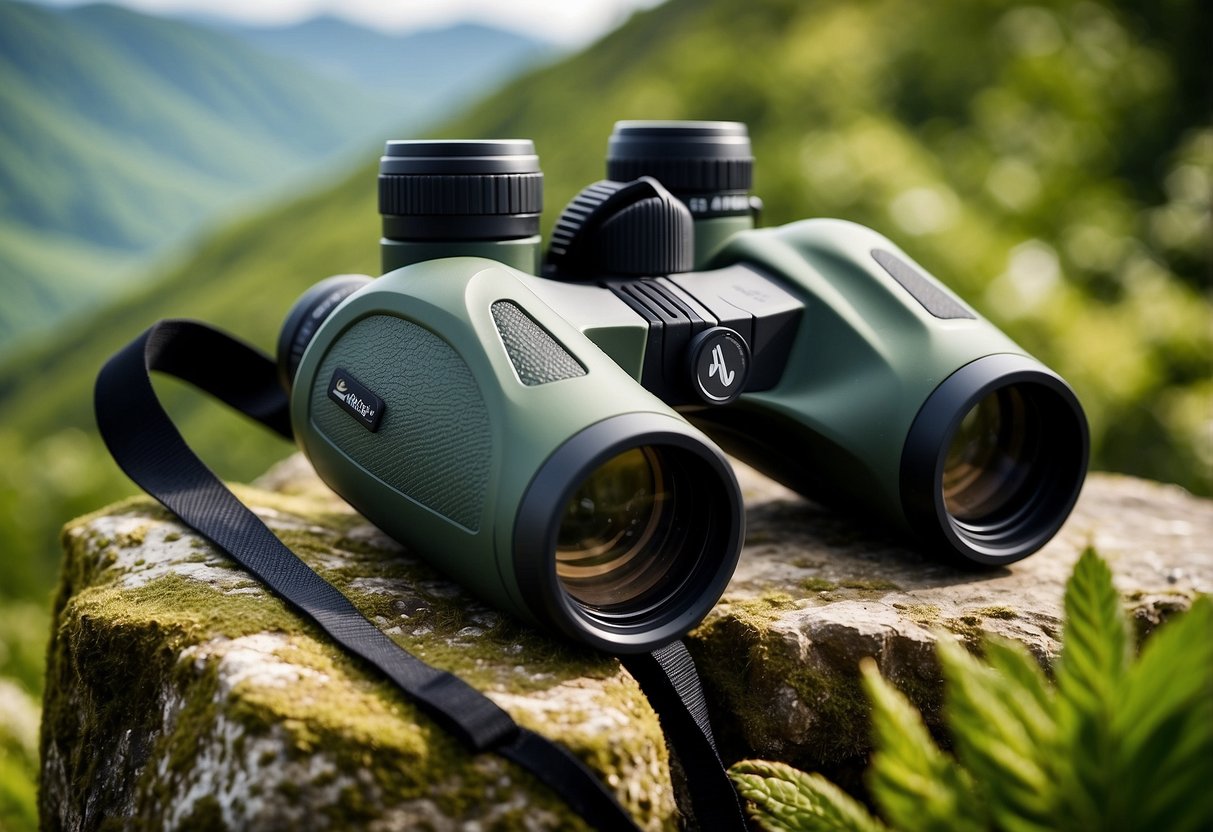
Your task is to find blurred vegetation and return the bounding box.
[0,601,42,831]
[0,0,1208,825]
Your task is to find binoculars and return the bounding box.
[276,121,1088,653]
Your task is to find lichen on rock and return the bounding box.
[41,457,675,831]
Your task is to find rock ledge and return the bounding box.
[41,456,1212,829]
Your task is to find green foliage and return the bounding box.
[732,760,885,832]
[0,677,39,832]
[0,600,48,832]
[0,601,48,698]
[862,656,984,832]
[730,550,1213,832]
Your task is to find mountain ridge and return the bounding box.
[0,0,554,353]
[193,12,558,123]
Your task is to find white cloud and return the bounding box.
[33,0,666,45]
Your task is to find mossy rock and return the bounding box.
[41,457,675,831]
[41,455,1213,828]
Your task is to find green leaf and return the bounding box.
[1051,548,1129,828]
[1111,597,1213,832]
[861,659,985,832]
[936,636,1056,832]
[979,638,1054,742]
[730,759,886,832]
[1057,548,1129,713]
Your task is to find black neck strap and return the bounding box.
[94,319,745,831]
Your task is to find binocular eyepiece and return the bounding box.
[379,139,544,274]
[279,121,1089,651]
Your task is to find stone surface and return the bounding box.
[42,454,1213,829]
[692,465,1213,770]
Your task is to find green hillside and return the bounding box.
[0,0,1209,605]
[0,0,404,351]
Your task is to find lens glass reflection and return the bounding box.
[556,447,679,610]
[942,388,1038,524]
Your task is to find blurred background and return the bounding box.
[0,0,1208,825]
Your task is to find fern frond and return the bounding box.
[1051,547,1128,829]
[1057,548,1129,713]
[936,636,1056,832]
[730,759,886,832]
[861,659,985,832]
[1112,597,1213,832]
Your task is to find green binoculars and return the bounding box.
[276,121,1088,653]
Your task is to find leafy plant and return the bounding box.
[0,678,39,832]
[730,549,1213,832]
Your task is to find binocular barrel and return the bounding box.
[379,139,543,274]
[279,261,744,653]
[691,219,1088,565]
[281,122,1090,650]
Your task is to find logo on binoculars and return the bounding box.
[328,368,385,432]
[694,328,749,404]
[708,344,735,388]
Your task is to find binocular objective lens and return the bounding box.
[556,447,680,611]
[903,355,1088,563]
[942,387,1039,526]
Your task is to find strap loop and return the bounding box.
[621,642,747,827]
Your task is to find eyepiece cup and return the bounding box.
[515,414,744,653]
[606,120,754,198]
[379,139,543,242]
[900,354,1089,565]
[380,139,541,175]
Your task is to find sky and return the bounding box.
[33,0,667,46]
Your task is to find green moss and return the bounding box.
[688,603,873,768]
[41,588,181,830]
[837,578,900,592]
[798,577,900,598]
[801,578,837,592]
[712,593,801,628]
[971,606,1018,620]
[688,591,951,771]
[942,615,986,643]
[43,493,675,829]
[114,525,150,548]
[175,795,227,832]
[264,524,617,695]
[897,603,942,626]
